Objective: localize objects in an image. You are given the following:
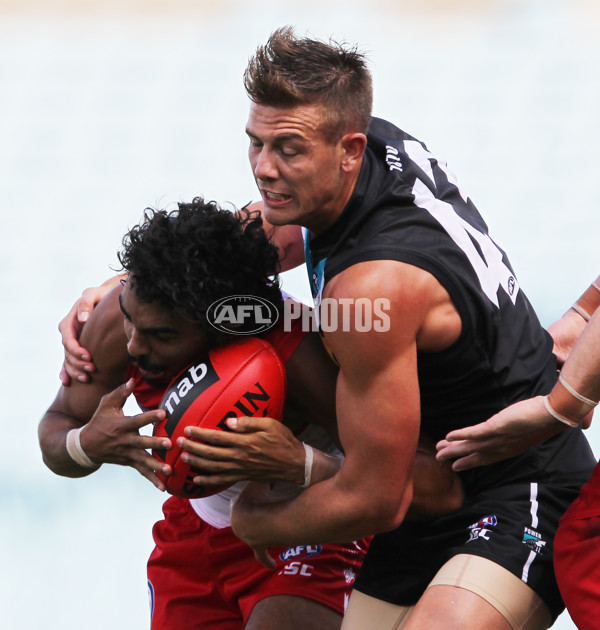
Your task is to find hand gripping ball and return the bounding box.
[153,337,286,498]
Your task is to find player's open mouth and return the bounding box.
[138,367,168,381]
[263,190,292,203]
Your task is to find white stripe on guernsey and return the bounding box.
[530,482,539,529]
[403,140,436,186]
[522,550,537,583]
[403,139,469,203]
[411,178,520,307]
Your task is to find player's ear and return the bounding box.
[340,133,367,173]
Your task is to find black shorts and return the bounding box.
[354,480,583,622]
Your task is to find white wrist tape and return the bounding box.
[543,396,581,428]
[558,375,599,407]
[66,427,100,469]
[572,303,592,322]
[572,278,600,321]
[299,443,314,488]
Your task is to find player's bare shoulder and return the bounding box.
[44,285,130,425]
[79,284,129,381]
[324,259,461,353]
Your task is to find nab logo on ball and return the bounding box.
[153,337,286,499]
[206,295,279,335]
[159,360,220,441]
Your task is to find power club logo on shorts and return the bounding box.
[466,514,497,542]
[522,527,546,555]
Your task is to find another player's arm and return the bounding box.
[245,201,305,272]
[436,273,600,470]
[279,328,464,516]
[39,286,170,487]
[437,304,600,471]
[547,275,600,365]
[555,306,600,408]
[231,262,442,554]
[281,270,465,519]
[407,433,465,520]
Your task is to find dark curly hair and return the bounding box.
[244,26,372,141]
[118,197,282,338]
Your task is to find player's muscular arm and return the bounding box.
[283,328,464,516]
[39,286,170,488]
[231,262,440,556]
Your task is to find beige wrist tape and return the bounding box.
[66,427,100,469]
[299,443,314,488]
[544,376,598,427]
[572,276,600,321]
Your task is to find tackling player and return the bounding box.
[228,28,596,630]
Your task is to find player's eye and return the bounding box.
[152,332,178,343]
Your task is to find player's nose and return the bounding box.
[127,328,149,357]
[253,146,278,181]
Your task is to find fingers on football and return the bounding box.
[224,416,276,432]
[185,426,241,445]
[179,440,235,464]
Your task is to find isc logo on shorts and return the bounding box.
[279,545,322,562]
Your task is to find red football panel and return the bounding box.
[153,338,286,498]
